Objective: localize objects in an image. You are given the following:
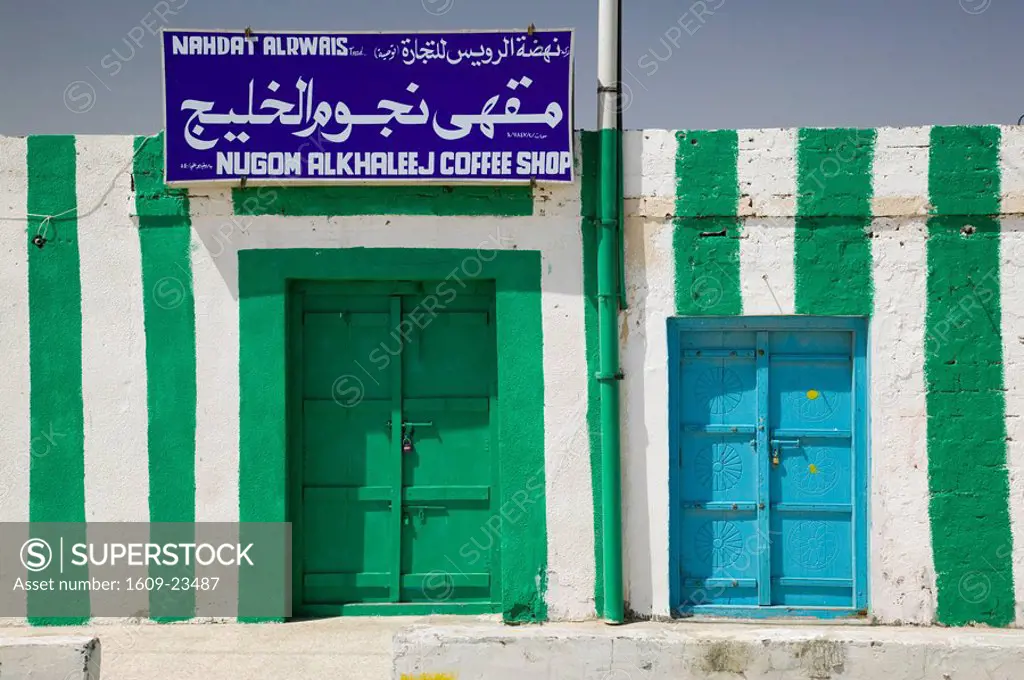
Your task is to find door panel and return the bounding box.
[300,302,395,606]
[302,401,392,488]
[400,398,495,603]
[672,319,866,615]
[676,332,761,606]
[303,306,393,402]
[292,282,498,613]
[399,293,497,604]
[769,512,853,606]
[767,331,854,607]
[770,439,852,505]
[404,309,494,397]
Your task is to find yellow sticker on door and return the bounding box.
[806,389,820,400]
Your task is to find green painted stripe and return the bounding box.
[237,249,288,623]
[579,131,603,615]
[930,127,1001,216]
[794,128,875,315]
[496,251,548,622]
[673,130,741,315]
[26,135,89,625]
[133,134,197,621]
[233,185,533,216]
[926,125,1014,626]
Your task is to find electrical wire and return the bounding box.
[0,133,162,236]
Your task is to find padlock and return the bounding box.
[771,452,780,466]
[402,436,413,453]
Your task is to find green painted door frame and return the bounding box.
[237,247,548,622]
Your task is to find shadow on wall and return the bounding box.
[187,181,584,302]
[621,216,658,616]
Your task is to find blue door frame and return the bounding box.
[668,316,869,619]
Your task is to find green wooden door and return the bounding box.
[291,281,499,615]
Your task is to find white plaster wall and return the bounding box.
[626,129,674,220]
[737,128,797,315]
[1000,127,1024,216]
[0,136,29,621]
[872,127,930,217]
[188,189,244,617]
[1002,120,1024,630]
[738,218,796,315]
[77,137,152,618]
[1000,212,1024,629]
[191,215,241,527]
[741,128,794,315]
[867,129,936,624]
[622,129,674,617]
[0,136,29,527]
[868,217,934,623]
[532,177,597,620]
[737,127,797,218]
[77,136,150,524]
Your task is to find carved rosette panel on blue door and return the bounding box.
[668,317,868,617]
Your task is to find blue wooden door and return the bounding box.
[670,317,867,617]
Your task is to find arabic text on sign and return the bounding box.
[181,77,564,152]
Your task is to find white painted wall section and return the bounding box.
[0,137,29,622]
[191,188,242,526]
[737,127,797,218]
[77,137,152,617]
[868,217,935,623]
[738,128,797,315]
[78,135,150,524]
[1000,217,1024,627]
[622,129,676,617]
[0,136,30,530]
[1000,126,1024,216]
[872,127,930,217]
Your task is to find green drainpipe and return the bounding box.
[597,0,624,624]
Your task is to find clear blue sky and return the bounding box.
[0,0,1020,134]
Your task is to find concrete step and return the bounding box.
[0,635,99,680]
[0,616,480,680]
[7,617,1022,680]
[392,621,1024,680]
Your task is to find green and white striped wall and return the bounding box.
[0,133,596,623]
[2,126,1024,627]
[620,125,1024,627]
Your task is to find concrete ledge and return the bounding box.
[0,636,100,680]
[392,622,1024,680]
